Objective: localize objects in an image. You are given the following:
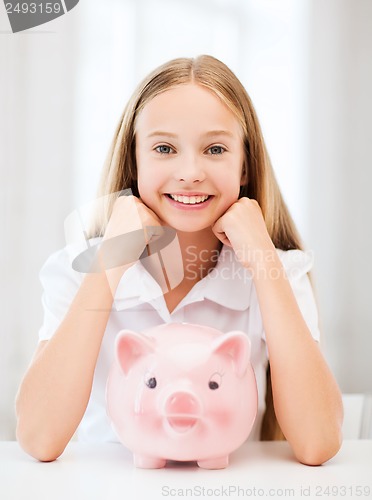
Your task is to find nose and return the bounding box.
[174,156,206,184]
[164,391,202,416]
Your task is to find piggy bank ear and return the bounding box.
[115,330,155,375]
[211,331,251,378]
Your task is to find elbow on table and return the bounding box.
[294,431,343,466]
[16,421,67,463]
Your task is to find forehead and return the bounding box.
[135,83,242,138]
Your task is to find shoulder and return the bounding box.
[275,248,314,279]
[38,247,81,304]
[39,238,102,287]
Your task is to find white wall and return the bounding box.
[0,9,78,439]
[306,0,372,392]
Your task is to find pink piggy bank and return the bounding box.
[106,323,257,469]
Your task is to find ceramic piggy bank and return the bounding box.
[106,323,257,469]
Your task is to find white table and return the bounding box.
[0,440,371,500]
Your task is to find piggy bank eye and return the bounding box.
[145,376,157,389]
[208,372,223,390]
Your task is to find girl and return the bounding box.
[15,55,343,465]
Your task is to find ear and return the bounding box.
[115,330,155,375]
[211,331,251,378]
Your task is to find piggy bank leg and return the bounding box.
[134,454,167,469]
[197,456,229,469]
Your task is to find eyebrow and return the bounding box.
[146,130,235,139]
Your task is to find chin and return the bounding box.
[165,222,211,233]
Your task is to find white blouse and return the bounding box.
[38,242,320,442]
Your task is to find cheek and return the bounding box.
[217,175,241,208]
[136,174,149,199]
[136,166,158,202]
[133,390,164,435]
[136,151,165,198]
[135,148,153,198]
[134,386,159,414]
[204,381,240,423]
[217,160,244,191]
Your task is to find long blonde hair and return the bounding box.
[93,55,304,440]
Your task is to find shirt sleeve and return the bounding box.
[38,247,83,342]
[261,248,321,349]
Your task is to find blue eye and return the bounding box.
[208,145,226,155]
[155,145,174,154]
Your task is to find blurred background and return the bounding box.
[1,0,371,439]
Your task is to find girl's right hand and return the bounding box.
[99,194,163,277]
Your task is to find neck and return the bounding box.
[176,226,222,251]
[143,226,222,288]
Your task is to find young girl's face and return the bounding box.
[135,83,246,232]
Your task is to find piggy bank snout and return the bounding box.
[162,391,202,435]
[164,391,201,417]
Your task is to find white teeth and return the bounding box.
[169,194,209,204]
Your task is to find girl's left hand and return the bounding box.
[211,197,275,267]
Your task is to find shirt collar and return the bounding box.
[199,245,252,310]
[114,245,252,312]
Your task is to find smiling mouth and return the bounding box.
[166,194,211,205]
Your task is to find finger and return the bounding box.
[143,224,164,244]
[211,223,231,247]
